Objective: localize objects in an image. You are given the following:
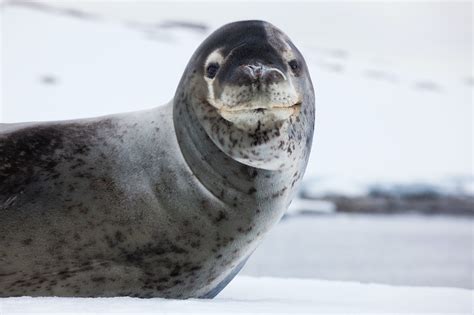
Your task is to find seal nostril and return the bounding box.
[241,64,286,84]
[244,65,263,80]
[264,68,287,82]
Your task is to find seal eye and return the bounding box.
[206,63,220,79]
[288,60,299,72]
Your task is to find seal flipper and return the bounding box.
[199,255,250,299]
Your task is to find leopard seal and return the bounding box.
[0,20,314,298]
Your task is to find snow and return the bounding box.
[1,276,472,314]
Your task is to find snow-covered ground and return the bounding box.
[1,276,472,314]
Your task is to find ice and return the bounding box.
[1,276,472,314]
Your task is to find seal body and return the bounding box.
[0,20,314,298]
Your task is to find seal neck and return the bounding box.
[172,91,294,215]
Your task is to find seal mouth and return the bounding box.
[218,102,301,123]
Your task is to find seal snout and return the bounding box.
[211,59,300,129]
[239,63,287,85]
[196,20,310,132]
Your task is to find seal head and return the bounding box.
[175,20,314,170]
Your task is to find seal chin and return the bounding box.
[216,103,301,130]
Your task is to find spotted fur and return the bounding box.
[0,20,314,299]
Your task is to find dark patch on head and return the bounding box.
[197,21,268,57]
[192,21,290,86]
